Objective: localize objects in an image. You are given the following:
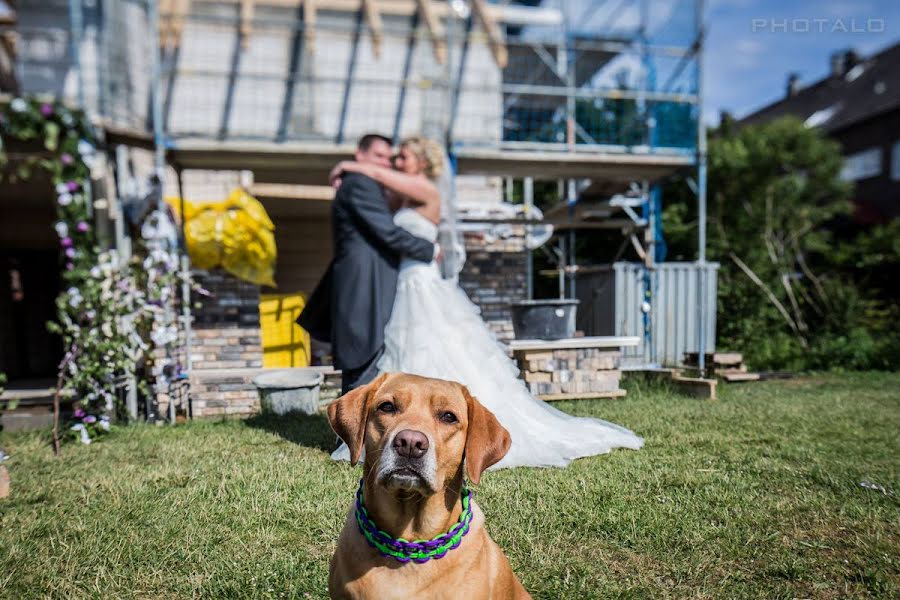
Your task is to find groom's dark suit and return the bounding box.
[299,173,434,393]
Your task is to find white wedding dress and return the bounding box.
[332,208,643,468]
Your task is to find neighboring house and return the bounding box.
[736,43,900,224]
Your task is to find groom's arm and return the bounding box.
[343,174,435,263]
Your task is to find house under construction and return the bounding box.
[1,0,714,418]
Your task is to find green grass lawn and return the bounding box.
[1,373,898,599]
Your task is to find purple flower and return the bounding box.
[40,103,54,117]
[61,236,73,248]
[73,408,86,418]
[77,221,89,233]
[66,262,74,270]
[65,247,76,259]
[67,180,80,192]
[83,415,97,424]
[61,153,74,165]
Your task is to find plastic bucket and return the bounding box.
[253,368,324,415]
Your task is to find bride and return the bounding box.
[327,137,643,469]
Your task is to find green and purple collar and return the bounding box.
[354,479,473,564]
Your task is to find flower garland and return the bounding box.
[140,207,186,400]
[0,96,173,442]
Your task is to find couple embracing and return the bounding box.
[299,134,642,470]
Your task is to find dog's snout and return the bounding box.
[393,429,429,459]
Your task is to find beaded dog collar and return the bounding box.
[354,479,474,564]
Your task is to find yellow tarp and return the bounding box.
[259,293,310,368]
[166,188,277,287]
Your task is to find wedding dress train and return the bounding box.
[332,208,643,468]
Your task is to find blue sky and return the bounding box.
[704,0,900,124]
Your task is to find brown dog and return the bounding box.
[326,372,531,600]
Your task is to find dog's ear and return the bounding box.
[462,385,511,485]
[327,373,389,466]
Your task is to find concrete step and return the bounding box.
[1,403,73,432]
[1,385,75,432]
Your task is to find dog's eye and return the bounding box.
[440,411,458,424]
[377,401,396,413]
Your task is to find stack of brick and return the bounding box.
[189,369,261,416]
[458,228,527,344]
[187,269,264,417]
[513,347,624,400]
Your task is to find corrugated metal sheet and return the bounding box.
[575,262,718,368]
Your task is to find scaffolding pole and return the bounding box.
[524,177,534,300]
[67,0,86,109]
[696,0,708,373]
[149,0,166,175]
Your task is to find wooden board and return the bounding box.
[671,374,718,400]
[538,389,627,401]
[684,352,744,366]
[722,372,761,382]
[509,336,639,351]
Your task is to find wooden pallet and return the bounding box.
[683,352,759,384]
[684,352,743,366]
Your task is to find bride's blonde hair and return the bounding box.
[400,136,444,180]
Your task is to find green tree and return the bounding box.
[661,117,888,368]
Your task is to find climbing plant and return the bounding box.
[0,97,159,443]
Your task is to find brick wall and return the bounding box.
[187,269,264,418]
[192,269,263,335]
[458,228,528,344]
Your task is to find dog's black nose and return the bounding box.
[393,429,429,459]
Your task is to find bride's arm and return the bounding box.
[330,161,440,205]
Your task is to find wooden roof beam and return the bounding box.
[362,0,384,58]
[304,0,317,55]
[159,0,173,50]
[249,183,335,201]
[415,0,446,64]
[0,0,18,26]
[190,0,560,26]
[471,0,507,68]
[160,0,192,51]
[239,0,255,48]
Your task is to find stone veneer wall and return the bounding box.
[458,228,528,344]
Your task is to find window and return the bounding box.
[840,147,882,181]
[892,141,900,181]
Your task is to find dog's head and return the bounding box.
[327,373,511,494]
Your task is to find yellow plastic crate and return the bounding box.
[259,293,311,368]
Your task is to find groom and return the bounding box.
[299,134,437,394]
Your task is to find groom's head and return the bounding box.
[355,134,393,168]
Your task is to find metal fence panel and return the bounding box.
[576,262,717,368]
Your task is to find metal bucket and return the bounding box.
[511,299,580,340]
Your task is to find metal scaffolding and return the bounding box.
[5,0,711,370]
